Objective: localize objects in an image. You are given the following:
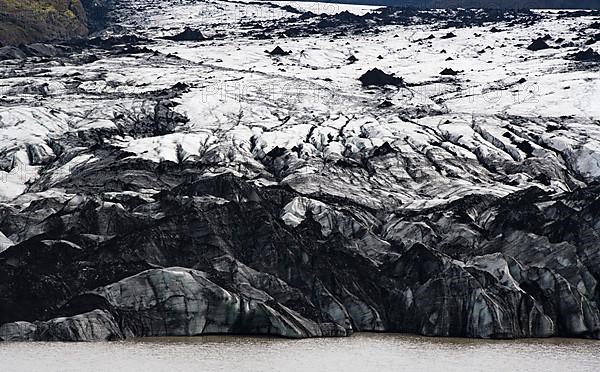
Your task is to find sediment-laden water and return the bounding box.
[1,333,599,372]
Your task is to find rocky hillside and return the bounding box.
[0,0,88,46]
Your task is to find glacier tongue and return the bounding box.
[1,0,600,341]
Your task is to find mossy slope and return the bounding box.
[0,0,88,46]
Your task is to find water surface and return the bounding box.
[1,333,599,372]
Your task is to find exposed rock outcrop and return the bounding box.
[0,0,88,46]
[0,0,113,46]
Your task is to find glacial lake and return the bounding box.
[1,333,599,372]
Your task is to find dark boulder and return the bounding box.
[299,11,317,20]
[164,27,207,41]
[359,68,404,87]
[527,38,551,51]
[378,100,394,108]
[571,48,600,61]
[441,32,457,39]
[268,46,291,56]
[440,68,460,76]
